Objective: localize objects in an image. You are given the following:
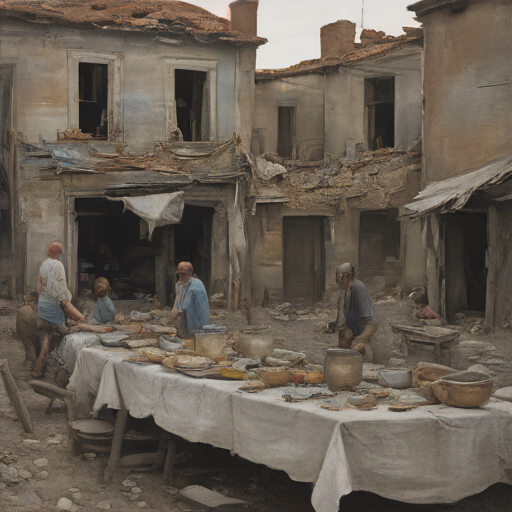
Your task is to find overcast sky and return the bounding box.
[188,0,420,69]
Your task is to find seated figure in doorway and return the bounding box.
[168,261,209,338]
[328,263,378,363]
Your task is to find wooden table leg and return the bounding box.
[152,431,169,472]
[163,439,176,485]
[104,408,128,484]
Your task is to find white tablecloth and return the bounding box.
[71,348,512,512]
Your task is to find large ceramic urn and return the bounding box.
[324,349,363,392]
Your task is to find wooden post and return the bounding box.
[104,407,128,484]
[0,359,33,433]
[163,439,176,485]
[485,207,498,332]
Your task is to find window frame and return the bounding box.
[165,58,218,142]
[67,50,124,142]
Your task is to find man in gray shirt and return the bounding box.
[329,262,378,362]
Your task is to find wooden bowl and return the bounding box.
[432,371,493,408]
[256,367,290,387]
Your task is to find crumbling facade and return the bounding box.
[404,0,512,329]
[0,0,265,309]
[249,21,426,305]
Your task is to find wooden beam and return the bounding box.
[0,359,33,433]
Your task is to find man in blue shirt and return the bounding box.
[169,261,209,338]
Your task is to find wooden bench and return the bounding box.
[391,324,460,365]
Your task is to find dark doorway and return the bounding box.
[174,205,213,295]
[277,106,295,158]
[359,209,400,270]
[366,77,395,150]
[445,212,487,320]
[175,69,208,142]
[283,217,325,304]
[76,198,164,300]
[79,63,108,138]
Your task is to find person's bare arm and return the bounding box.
[351,320,378,352]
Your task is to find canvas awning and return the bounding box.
[109,191,184,240]
[401,155,512,219]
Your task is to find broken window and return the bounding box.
[175,69,208,142]
[359,208,400,270]
[366,77,395,150]
[78,63,108,138]
[277,106,295,158]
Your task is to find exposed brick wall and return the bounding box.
[320,20,356,59]
[229,0,258,37]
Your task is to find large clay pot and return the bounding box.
[431,371,493,408]
[324,349,363,392]
[235,326,274,359]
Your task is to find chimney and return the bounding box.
[320,20,356,59]
[229,0,259,37]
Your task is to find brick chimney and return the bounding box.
[320,20,356,59]
[229,0,259,37]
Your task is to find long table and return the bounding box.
[69,347,512,512]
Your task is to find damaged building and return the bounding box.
[249,21,426,304]
[404,0,512,330]
[0,0,265,308]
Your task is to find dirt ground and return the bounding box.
[1,291,512,512]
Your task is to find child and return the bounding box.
[91,278,116,324]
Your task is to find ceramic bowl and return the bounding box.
[256,367,290,387]
[432,371,492,408]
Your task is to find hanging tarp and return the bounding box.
[109,192,184,241]
[402,155,512,219]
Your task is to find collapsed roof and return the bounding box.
[402,154,512,219]
[0,0,266,46]
[256,34,423,80]
[251,147,422,211]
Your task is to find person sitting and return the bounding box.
[168,262,209,338]
[90,277,116,324]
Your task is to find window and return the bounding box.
[277,105,295,158]
[79,63,108,137]
[165,58,217,142]
[359,208,400,269]
[365,77,395,150]
[67,50,123,141]
[175,69,208,141]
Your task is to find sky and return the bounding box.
[187,0,420,69]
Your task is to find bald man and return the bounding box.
[168,261,209,338]
[330,263,378,362]
[31,241,84,378]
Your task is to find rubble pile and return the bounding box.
[254,148,421,209]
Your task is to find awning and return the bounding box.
[109,192,184,240]
[401,155,512,219]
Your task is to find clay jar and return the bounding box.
[324,349,363,392]
[235,326,274,359]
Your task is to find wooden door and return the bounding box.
[283,217,325,304]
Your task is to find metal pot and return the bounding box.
[324,349,363,392]
[235,326,274,359]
